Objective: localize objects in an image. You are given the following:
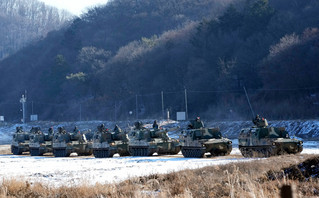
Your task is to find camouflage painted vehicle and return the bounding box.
[128,121,180,156]
[238,116,303,158]
[52,127,93,157]
[92,124,130,158]
[180,126,232,158]
[11,126,30,155]
[29,127,54,156]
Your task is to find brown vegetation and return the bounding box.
[1,154,318,197]
[0,145,10,155]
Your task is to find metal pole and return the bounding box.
[24,90,27,122]
[114,101,116,121]
[22,100,25,123]
[161,91,164,119]
[185,89,188,120]
[135,94,138,120]
[80,103,82,121]
[243,86,255,118]
[20,94,26,123]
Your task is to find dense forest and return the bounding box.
[0,0,318,122]
[0,0,72,60]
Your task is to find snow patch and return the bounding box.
[0,154,254,187]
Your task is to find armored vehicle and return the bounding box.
[238,116,303,157]
[29,127,54,156]
[92,124,130,158]
[11,126,30,155]
[128,121,180,156]
[52,127,93,157]
[180,117,232,158]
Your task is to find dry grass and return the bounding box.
[0,145,11,155]
[1,154,318,198]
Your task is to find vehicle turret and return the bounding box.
[92,124,130,158]
[180,118,232,158]
[29,127,54,156]
[11,126,30,155]
[128,121,180,156]
[238,115,303,157]
[52,127,92,157]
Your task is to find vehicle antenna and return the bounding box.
[243,86,255,118]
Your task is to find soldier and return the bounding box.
[134,121,145,130]
[35,127,42,134]
[30,127,36,134]
[253,115,268,127]
[152,120,159,130]
[16,126,23,133]
[57,126,66,134]
[73,126,80,135]
[97,124,108,133]
[190,117,204,129]
[113,125,122,133]
[253,114,261,125]
[48,127,54,136]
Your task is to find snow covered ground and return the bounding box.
[0,146,318,187]
[0,150,251,187]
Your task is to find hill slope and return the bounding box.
[0,0,318,121]
[0,0,73,60]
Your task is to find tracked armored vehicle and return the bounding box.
[180,117,232,158]
[128,121,180,156]
[29,127,54,156]
[238,116,303,158]
[52,127,92,157]
[11,126,30,155]
[92,124,130,158]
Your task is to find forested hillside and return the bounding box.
[0,0,318,122]
[0,0,72,60]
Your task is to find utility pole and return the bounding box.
[80,103,82,121]
[31,101,34,115]
[135,94,138,120]
[114,101,117,121]
[161,91,164,119]
[20,93,27,124]
[184,88,188,120]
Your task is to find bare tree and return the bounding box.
[0,0,73,60]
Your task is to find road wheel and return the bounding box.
[30,148,40,156]
[12,146,22,155]
[54,149,68,157]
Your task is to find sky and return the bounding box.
[39,0,109,16]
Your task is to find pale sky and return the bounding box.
[39,0,109,16]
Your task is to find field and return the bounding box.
[0,144,318,198]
